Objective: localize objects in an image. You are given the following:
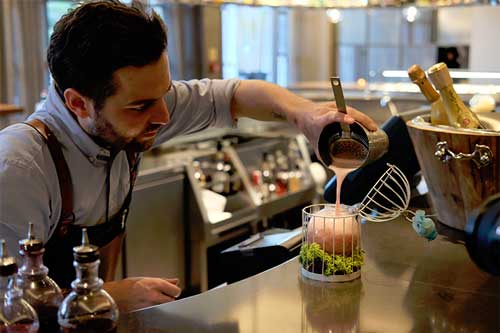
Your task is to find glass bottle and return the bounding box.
[274,150,289,195]
[0,239,39,333]
[192,161,207,189]
[211,142,230,195]
[260,153,273,200]
[222,150,241,195]
[58,229,118,333]
[427,62,483,129]
[408,64,449,125]
[17,223,63,333]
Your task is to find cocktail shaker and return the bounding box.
[317,77,389,168]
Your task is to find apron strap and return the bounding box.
[24,119,140,286]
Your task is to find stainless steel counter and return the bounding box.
[119,216,500,333]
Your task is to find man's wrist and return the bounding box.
[279,99,315,129]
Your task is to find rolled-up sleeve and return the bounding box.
[154,78,241,145]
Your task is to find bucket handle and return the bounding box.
[435,141,493,168]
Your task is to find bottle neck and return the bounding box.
[438,84,467,108]
[72,259,103,292]
[0,275,9,296]
[4,273,22,302]
[438,84,481,128]
[415,77,440,104]
[19,251,48,278]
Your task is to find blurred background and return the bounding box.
[2,0,500,125]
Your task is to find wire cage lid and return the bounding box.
[357,163,412,223]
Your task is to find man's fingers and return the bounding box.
[318,102,378,131]
[148,292,175,305]
[164,278,179,285]
[320,111,355,126]
[346,107,378,131]
[154,279,181,298]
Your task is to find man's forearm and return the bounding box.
[231,80,315,126]
[230,79,378,158]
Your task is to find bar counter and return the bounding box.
[119,216,500,332]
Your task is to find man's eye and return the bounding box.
[130,104,151,112]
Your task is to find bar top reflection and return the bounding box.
[120,217,500,333]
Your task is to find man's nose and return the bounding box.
[150,98,169,125]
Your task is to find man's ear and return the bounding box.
[63,88,92,118]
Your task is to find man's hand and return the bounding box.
[103,277,181,313]
[231,81,378,160]
[293,101,378,159]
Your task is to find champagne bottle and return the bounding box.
[408,64,449,125]
[427,62,482,129]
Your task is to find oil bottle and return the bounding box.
[58,229,118,333]
[18,223,63,333]
[0,239,39,332]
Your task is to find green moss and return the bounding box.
[299,242,364,276]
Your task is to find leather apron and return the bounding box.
[24,119,138,288]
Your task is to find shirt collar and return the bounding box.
[43,84,112,166]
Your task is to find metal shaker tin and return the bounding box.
[317,121,389,168]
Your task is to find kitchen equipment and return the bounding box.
[317,77,389,169]
[324,113,421,205]
[330,77,355,141]
[220,228,302,284]
[406,112,500,230]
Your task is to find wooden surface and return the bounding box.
[0,103,23,114]
[407,120,499,230]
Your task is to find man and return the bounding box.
[0,0,377,312]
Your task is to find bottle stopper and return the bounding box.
[0,240,18,276]
[427,62,453,90]
[19,222,44,253]
[73,229,99,263]
[408,64,440,103]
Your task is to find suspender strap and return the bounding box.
[125,148,139,188]
[24,119,74,226]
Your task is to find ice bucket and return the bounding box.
[406,112,500,230]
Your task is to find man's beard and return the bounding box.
[88,113,156,152]
[127,137,155,152]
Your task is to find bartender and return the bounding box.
[0,0,377,312]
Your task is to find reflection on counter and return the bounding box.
[119,216,500,333]
[300,277,362,333]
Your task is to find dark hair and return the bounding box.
[47,0,167,109]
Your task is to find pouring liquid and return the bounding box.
[329,138,369,214]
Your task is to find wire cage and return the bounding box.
[300,204,363,282]
[358,163,412,223]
